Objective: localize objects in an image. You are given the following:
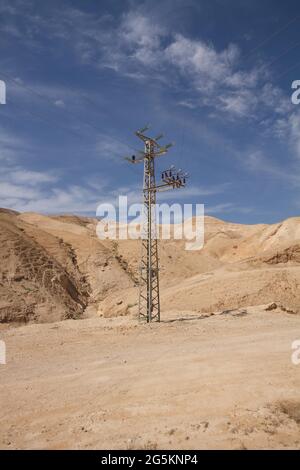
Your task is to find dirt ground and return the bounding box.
[1,308,300,450]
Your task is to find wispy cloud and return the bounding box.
[0,127,29,162]
[95,135,131,162]
[0,165,105,214]
[0,3,295,125]
[206,202,253,215]
[243,149,300,186]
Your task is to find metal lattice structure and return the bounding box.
[126,126,188,322]
[139,137,160,322]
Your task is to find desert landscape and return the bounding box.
[0,207,300,449]
[2,0,300,455]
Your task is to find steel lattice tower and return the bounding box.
[139,138,160,322]
[126,126,188,323]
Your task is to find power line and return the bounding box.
[1,96,85,141]
[242,14,300,63]
[276,60,300,80]
[0,70,136,151]
[256,40,300,75]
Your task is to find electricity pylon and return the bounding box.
[126,126,188,323]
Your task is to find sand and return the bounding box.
[1,208,300,449]
[1,308,300,449]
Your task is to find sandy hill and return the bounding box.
[1,208,300,323]
[97,216,300,317]
[0,209,90,323]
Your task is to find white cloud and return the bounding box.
[0,169,104,213]
[121,11,164,51]
[269,110,300,161]
[177,100,197,109]
[165,34,239,90]
[0,182,41,200]
[224,68,259,88]
[54,99,65,108]
[0,165,60,199]
[260,83,292,116]
[82,12,288,121]
[219,90,257,118]
[1,4,293,124]
[10,168,59,185]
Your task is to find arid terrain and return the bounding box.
[0,207,300,449]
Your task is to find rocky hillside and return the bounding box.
[0,209,90,323]
[1,208,300,323]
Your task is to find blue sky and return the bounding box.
[0,0,300,223]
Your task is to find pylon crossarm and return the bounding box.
[156,185,185,193]
[135,150,168,160]
[126,157,144,164]
[143,184,170,192]
[135,132,160,146]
